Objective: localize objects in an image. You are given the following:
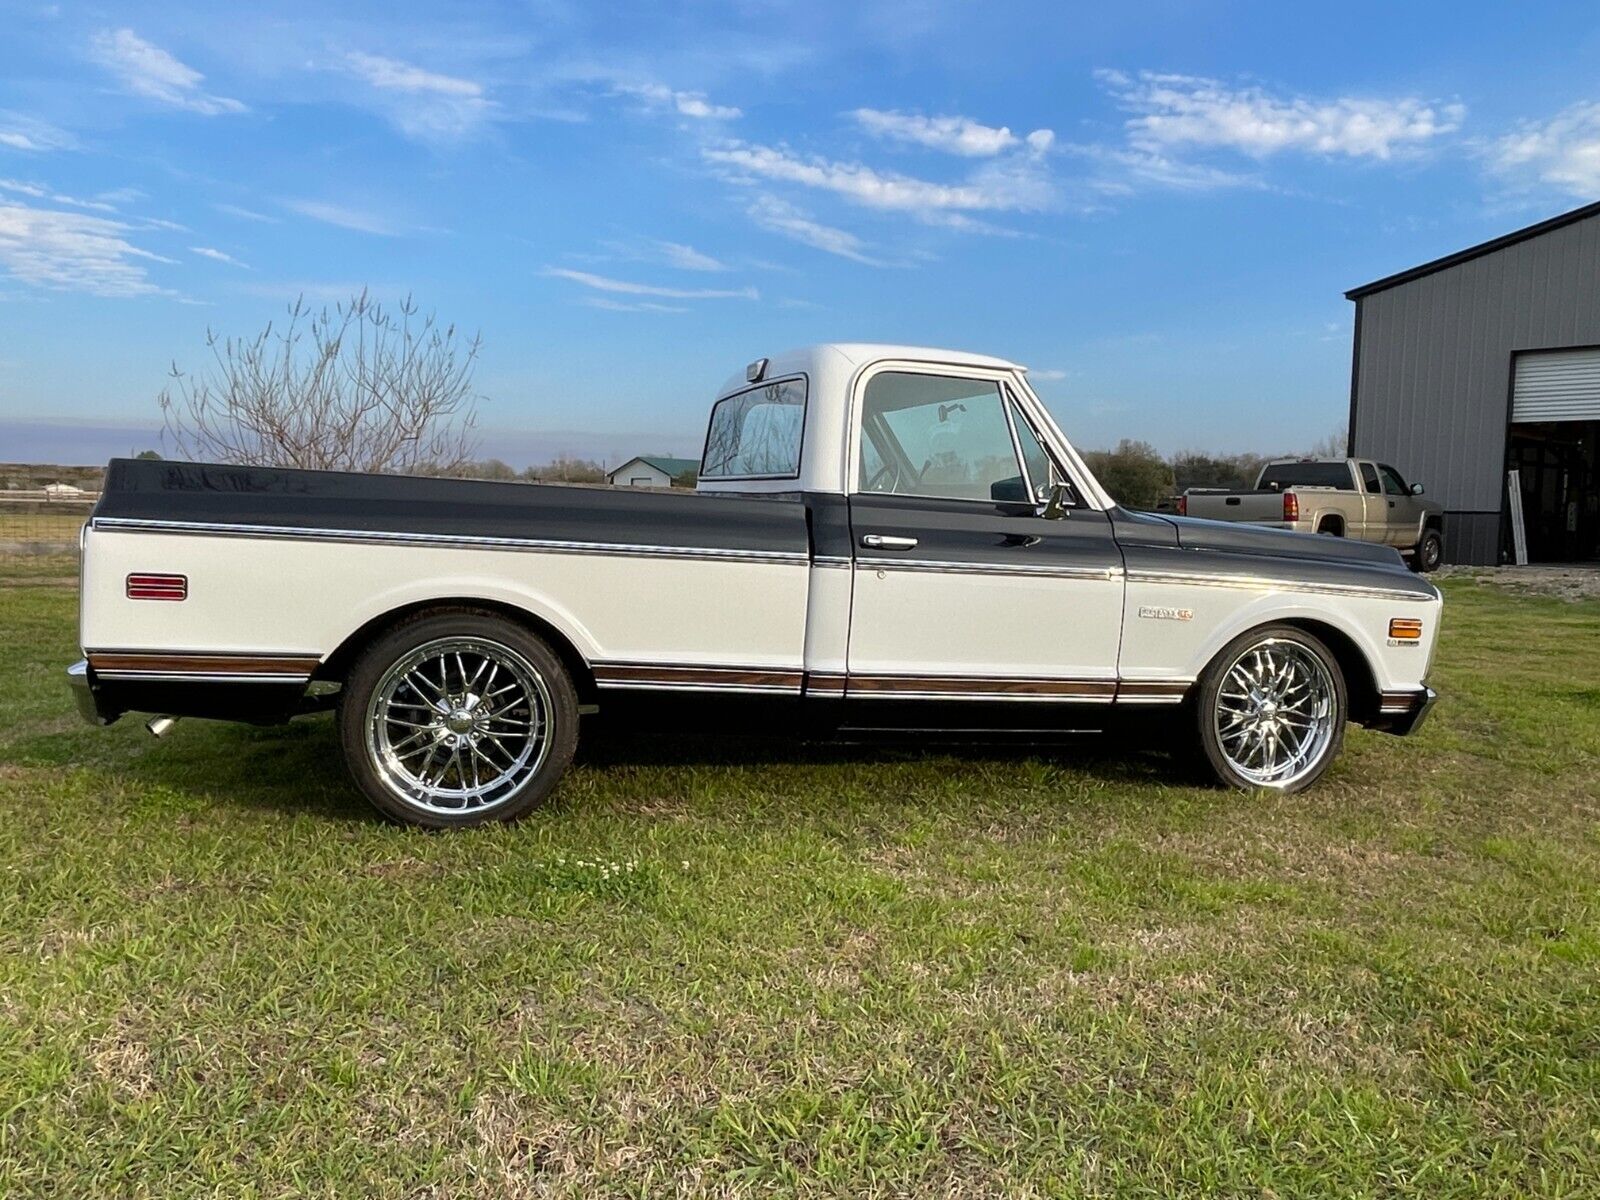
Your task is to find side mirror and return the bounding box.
[1410,482,1425,496]
[1038,482,1072,520]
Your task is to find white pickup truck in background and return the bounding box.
[70,345,1442,828]
[1179,458,1445,572]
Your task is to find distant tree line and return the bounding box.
[1079,427,1346,511]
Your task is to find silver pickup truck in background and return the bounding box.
[1179,458,1445,572]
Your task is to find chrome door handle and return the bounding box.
[861,534,918,550]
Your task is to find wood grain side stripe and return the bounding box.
[88,652,321,678]
[593,663,805,692]
[1115,680,1192,700]
[1378,689,1426,713]
[848,674,1118,699]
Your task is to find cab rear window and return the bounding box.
[700,378,806,480]
[1258,463,1354,491]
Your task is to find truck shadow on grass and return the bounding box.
[34,714,1197,826]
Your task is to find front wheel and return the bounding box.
[1194,625,1346,793]
[338,611,579,828]
[1413,528,1443,573]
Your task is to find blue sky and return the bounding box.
[2,0,1599,466]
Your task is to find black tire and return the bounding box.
[337,609,579,828]
[1413,528,1443,573]
[1317,518,1344,537]
[1193,624,1347,794]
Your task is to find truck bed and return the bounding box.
[93,458,809,559]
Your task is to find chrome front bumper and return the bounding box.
[1369,686,1438,736]
[67,659,116,726]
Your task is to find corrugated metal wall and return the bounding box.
[1351,208,1600,563]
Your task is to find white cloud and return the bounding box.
[346,52,482,98]
[1029,368,1069,381]
[88,29,246,116]
[583,297,689,314]
[703,141,1054,218]
[0,177,119,212]
[283,199,401,236]
[0,111,76,152]
[616,81,740,120]
[0,201,172,296]
[853,109,1054,158]
[1100,71,1463,161]
[215,202,279,223]
[1488,102,1600,198]
[191,245,248,268]
[746,195,885,265]
[653,240,725,271]
[344,51,494,141]
[543,267,756,300]
[1072,144,1256,193]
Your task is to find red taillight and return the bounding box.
[1283,492,1299,522]
[1176,495,1187,516]
[126,573,187,601]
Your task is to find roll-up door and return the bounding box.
[1513,348,1600,421]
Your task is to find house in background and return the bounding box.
[605,456,699,488]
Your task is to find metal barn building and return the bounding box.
[1347,200,1600,565]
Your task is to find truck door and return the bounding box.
[843,367,1124,705]
[1378,464,1421,547]
[1357,461,1384,541]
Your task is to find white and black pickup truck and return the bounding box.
[70,344,1441,827]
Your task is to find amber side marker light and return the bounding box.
[1389,617,1423,640]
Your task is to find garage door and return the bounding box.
[1513,348,1600,421]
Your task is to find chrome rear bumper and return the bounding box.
[67,659,117,726]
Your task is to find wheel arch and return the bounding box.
[316,597,599,707]
[1261,617,1380,725]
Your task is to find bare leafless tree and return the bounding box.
[1307,426,1350,459]
[159,291,482,474]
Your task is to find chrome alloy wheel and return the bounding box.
[364,636,553,815]
[1213,638,1338,788]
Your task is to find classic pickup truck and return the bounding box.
[69,344,1441,827]
[1179,458,1445,571]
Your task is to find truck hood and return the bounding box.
[1154,513,1407,568]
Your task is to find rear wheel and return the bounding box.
[338,611,579,828]
[1194,625,1346,793]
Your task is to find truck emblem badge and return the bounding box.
[1138,605,1193,622]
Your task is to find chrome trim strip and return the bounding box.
[91,517,811,566]
[596,680,798,695]
[812,555,853,569]
[1115,694,1187,705]
[856,690,1117,704]
[1125,568,1436,603]
[856,557,1123,581]
[95,671,311,683]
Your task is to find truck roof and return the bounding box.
[716,343,1024,399]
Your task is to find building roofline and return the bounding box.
[1345,199,1600,300]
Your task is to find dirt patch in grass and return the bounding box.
[1438,564,1600,602]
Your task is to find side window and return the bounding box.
[1008,399,1065,502]
[1379,465,1409,496]
[857,372,1025,502]
[700,378,806,479]
[1360,462,1381,494]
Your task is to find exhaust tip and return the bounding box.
[146,715,179,738]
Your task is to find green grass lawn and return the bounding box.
[1,565,1597,1197]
